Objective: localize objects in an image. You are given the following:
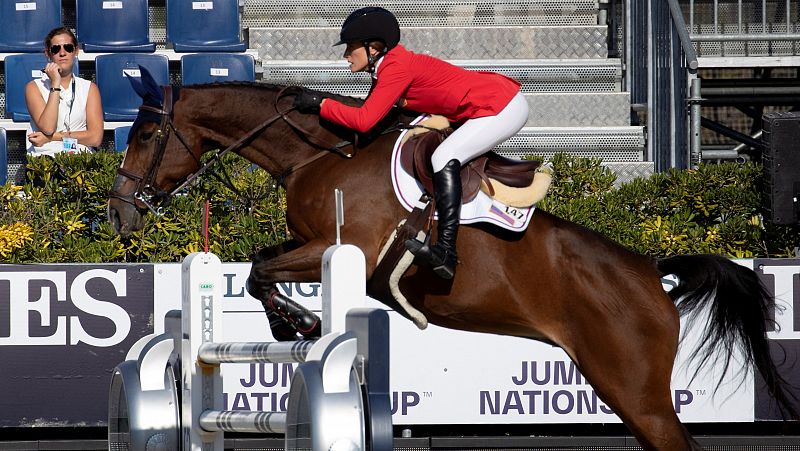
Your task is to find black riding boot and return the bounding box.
[405,159,461,279]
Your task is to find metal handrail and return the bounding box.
[692,33,800,41]
[666,0,699,69]
[689,0,798,44]
[646,0,699,170]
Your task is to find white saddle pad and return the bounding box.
[390,115,535,232]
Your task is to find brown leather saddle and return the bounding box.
[399,128,542,203]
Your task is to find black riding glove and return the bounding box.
[293,90,324,114]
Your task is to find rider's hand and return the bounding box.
[293,90,324,114]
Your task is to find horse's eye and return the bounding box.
[138,131,154,142]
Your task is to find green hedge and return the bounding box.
[0,152,797,263]
[0,152,287,263]
[537,153,799,258]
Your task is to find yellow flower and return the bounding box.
[0,222,34,257]
[0,185,24,201]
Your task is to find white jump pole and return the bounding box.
[322,244,367,335]
[182,251,226,450]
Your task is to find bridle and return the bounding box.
[109,85,355,216]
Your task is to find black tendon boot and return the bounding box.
[406,159,461,279]
[264,288,321,339]
[246,280,320,341]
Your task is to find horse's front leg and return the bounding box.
[247,240,306,341]
[246,239,329,341]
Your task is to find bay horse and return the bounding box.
[107,71,797,450]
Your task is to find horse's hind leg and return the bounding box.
[568,290,702,450]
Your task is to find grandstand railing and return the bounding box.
[649,0,800,170]
[688,0,800,56]
[241,0,601,27]
[641,0,696,170]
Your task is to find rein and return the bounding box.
[110,85,355,216]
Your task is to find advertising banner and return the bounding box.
[1,258,798,427]
[151,262,771,425]
[0,264,153,427]
[754,258,800,420]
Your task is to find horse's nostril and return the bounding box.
[108,206,125,235]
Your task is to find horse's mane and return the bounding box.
[187,81,419,138]
[189,81,367,107]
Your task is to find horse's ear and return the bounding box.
[126,69,149,100]
[139,65,165,104]
[138,65,158,92]
[126,65,164,104]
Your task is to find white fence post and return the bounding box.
[322,244,366,335]
[182,252,225,450]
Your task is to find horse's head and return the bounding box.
[107,66,203,237]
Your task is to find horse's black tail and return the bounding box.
[657,253,799,420]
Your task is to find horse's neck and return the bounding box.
[254,119,336,177]
[187,85,396,179]
[187,85,320,176]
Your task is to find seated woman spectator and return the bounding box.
[25,27,103,156]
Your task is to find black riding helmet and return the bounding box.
[334,7,401,49]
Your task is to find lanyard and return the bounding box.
[62,78,76,133]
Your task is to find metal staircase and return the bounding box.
[241,0,649,180]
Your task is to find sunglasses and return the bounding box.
[49,44,75,54]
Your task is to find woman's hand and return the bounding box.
[27,131,52,148]
[43,62,61,87]
[293,90,325,113]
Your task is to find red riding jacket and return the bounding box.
[320,45,521,133]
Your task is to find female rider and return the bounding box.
[294,7,528,279]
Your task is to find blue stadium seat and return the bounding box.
[76,0,155,52]
[0,128,7,185]
[180,53,255,85]
[0,0,61,52]
[95,53,169,121]
[166,0,247,52]
[4,53,79,122]
[114,126,131,153]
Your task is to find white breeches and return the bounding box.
[431,92,529,171]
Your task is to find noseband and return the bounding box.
[109,85,354,216]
